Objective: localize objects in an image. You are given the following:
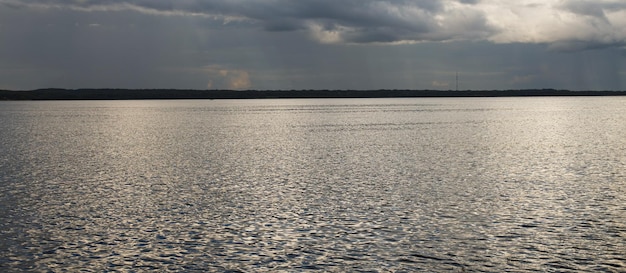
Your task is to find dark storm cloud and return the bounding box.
[4,0,626,49]
[1,0,493,44]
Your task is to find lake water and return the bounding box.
[1,97,625,272]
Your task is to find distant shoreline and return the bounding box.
[2,89,626,100]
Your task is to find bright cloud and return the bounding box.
[482,0,626,50]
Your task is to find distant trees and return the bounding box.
[1,89,625,100]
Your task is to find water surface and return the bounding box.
[1,97,625,272]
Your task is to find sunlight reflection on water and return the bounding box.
[1,97,625,272]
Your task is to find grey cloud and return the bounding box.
[560,0,626,16]
[560,0,609,19]
[548,40,626,52]
[458,0,480,4]
[1,0,491,44]
[263,18,306,32]
[245,0,489,43]
[2,0,626,51]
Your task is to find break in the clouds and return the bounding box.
[3,0,626,49]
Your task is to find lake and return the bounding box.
[1,97,625,272]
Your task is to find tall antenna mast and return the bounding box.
[456,71,458,91]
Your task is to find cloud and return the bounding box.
[226,70,251,89]
[558,0,626,20]
[432,81,450,87]
[205,66,251,90]
[2,0,626,50]
[483,0,626,50]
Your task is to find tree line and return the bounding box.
[1,88,626,100]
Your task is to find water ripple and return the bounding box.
[1,98,625,272]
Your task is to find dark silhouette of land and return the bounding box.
[1,89,625,100]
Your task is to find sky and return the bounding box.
[1,0,625,90]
